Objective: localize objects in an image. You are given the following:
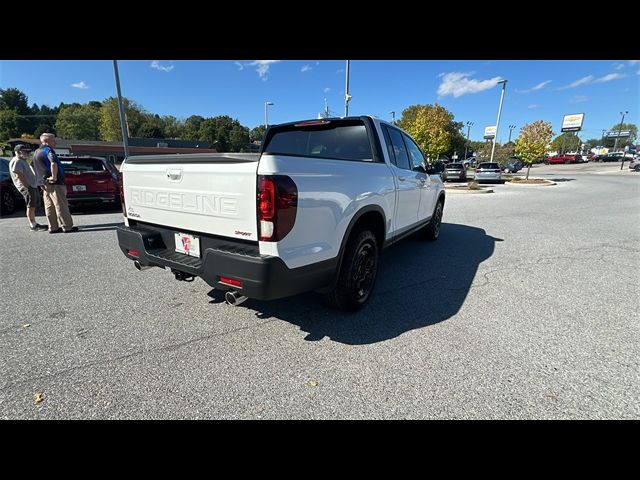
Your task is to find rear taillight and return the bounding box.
[257,175,297,242]
[120,172,126,216]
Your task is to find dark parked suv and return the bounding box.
[60,157,121,207]
[0,157,25,215]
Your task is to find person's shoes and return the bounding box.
[63,226,79,233]
[49,228,62,234]
[30,223,48,231]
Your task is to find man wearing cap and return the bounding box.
[9,144,47,231]
[32,133,77,233]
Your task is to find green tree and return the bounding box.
[160,116,183,139]
[229,125,250,152]
[99,97,144,141]
[136,114,166,138]
[182,115,205,140]
[397,104,452,161]
[250,125,267,143]
[550,132,581,154]
[0,88,30,114]
[514,120,554,180]
[0,109,18,141]
[55,103,101,140]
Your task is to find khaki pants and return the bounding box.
[43,184,73,231]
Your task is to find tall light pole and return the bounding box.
[616,110,628,170]
[390,111,395,124]
[601,129,607,150]
[344,60,351,117]
[464,121,474,160]
[264,101,274,129]
[508,124,516,144]
[490,79,508,163]
[112,60,129,159]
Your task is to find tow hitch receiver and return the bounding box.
[173,269,195,282]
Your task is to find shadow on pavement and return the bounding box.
[549,178,576,182]
[208,223,498,345]
[77,222,123,232]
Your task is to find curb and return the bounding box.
[445,187,494,194]
[507,179,556,186]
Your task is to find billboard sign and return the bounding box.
[561,113,585,132]
[605,130,631,138]
[484,126,497,139]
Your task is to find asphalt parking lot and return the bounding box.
[1,163,638,419]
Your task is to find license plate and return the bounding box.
[174,232,201,258]
[72,185,86,192]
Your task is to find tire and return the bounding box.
[422,199,443,241]
[1,189,16,215]
[326,229,379,311]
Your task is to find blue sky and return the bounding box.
[1,60,638,142]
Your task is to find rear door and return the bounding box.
[122,154,260,241]
[381,125,421,232]
[402,132,435,220]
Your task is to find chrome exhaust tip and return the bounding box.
[225,291,248,306]
[134,260,151,271]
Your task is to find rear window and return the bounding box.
[60,158,106,173]
[478,163,499,169]
[446,164,463,170]
[263,120,372,161]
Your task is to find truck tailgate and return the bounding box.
[122,154,259,241]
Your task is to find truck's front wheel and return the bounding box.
[327,230,379,311]
[422,200,443,241]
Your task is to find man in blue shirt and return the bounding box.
[32,133,77,233]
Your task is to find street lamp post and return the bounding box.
[344,60,351,117]
[489,80,508,163]
[390,111,395,124]
[508,124,516,144]
[264,101,274,129]
[616,110,628,170]
[464,121,474,160]
[601,129,607,151]
[112,60,129,159]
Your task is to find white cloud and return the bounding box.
[557,75,594,90]
[628,60,640,66]
[71,81,88,90]
[301,64,312,72]
[324,87,331,94]
[150,60,174,72]
[613,63,625,70]
[235,60,280,80]
[437,72,503,98]
[528,104,539,109]
[517,80,552,93]
[558,72,627,90]
[316,61,320,66]
[571,95,588,103]
[594,73,626,83]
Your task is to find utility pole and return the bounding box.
[112,60,129,158]
[344,60,351,117]
[464,121,474,160]
[490,80,507,163]
[617,111,628,170]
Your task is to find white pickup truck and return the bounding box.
[116,116,445,310]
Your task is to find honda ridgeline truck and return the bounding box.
[116,116,445,310]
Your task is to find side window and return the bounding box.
[381,126,397,166]
[402,133,426,171]
[386,127,411,171]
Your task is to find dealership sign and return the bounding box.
[606,130,631,138]
[561,113,585,132]
[484,126,497,139]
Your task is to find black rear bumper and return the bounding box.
[116,223,337,301]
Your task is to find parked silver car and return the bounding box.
[475,162,502,183]
[628,156,640,171]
